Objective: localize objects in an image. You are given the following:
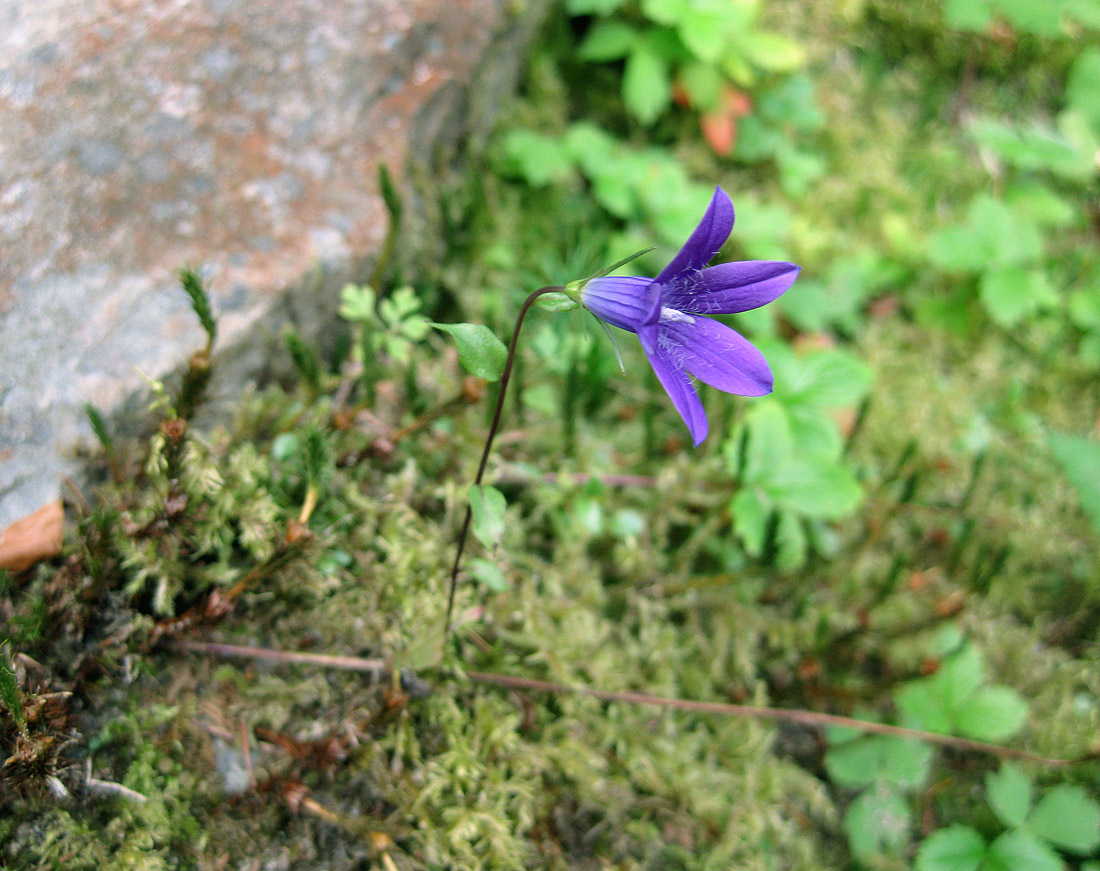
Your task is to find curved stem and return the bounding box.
[445,286,564,631]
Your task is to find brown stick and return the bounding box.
[168,639,1093,767]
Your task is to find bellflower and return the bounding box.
[573,187,799,446]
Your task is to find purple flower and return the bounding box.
[576,187,799,446]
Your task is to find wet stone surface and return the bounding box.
[0,0,544,528]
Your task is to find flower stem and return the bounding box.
[445,286,564,631]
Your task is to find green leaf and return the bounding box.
[778,348,873,411]
[339,283,377,322]
[741,399,793,482]
[971,195,1044,267]
[731,488,769,557]
[623,48,671,125]
[996,0,1064,36]
[897,679,954,734]
[739,31,806,72]
[928,225,989,272]
[970,118,1089,178]
[774,509,807,571]
[915,825,986,871]
[678,60,723,110]
[639,0,681,25]
[930,195,1043,273]
[952,685,1028,741]
[1068,47,1100,128]
[677,7,736,62]
[1005,183,1079,229]
[979,266,1057,328]
[1049,431,1100,534]
[500,129,573,187]
[944,0,992,30]
[468,558,509,592]
[764,457,863,520]
[1069,286,1100,330]
[431,323,508,381]
[986,764,1032,828]
[1026,785,1100,854]
[825,735,933,790]
[843,785,912,861]
[577,21,637,61]
[984,830,1062,871]
[933,643,985,712]
[566,0,626,14]
[468,485,507,550]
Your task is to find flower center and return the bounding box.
[659,306,695,325]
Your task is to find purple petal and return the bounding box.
[580,276,660,334]
[655,187,735,286]
[643,341,709,446]
[663,261,801,315]
[658,316,773,396]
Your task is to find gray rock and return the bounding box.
[0,0,550,530]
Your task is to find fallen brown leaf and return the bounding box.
[0,499,64,572]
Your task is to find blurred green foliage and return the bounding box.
[4,0,1100,868]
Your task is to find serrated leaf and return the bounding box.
[623,48,671,125]
[843,785,912,861]
[764,457,863,520]
[1026,785,1100,854]
[986,764,1032,828]
[953,685,1028,741]
[915,825,986,871]
[979,266,1057,328]
[1049,431,1100,535]
[468,485,507,550]
[984,830,1062,871]
[934,644,985,712]
[339,283,377,322]
[825,735,933,790]
[432,323,508,381]
[779,349,873,410]
[742,399,793,482]
[897,679,954,734]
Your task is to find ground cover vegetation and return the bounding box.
[2,0,1100,868]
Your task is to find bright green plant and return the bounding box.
[500,122,714,261]
[569,0,805,126]
[916,763,1100,871]
[825,726,934,863]
[339,284,432,367]
[731,73,826,197]
[1048,430,1100,536]
[726,342,872,570]
[925,193,1058,329]
[942,0,1100,36]
[896,641,1028,742]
